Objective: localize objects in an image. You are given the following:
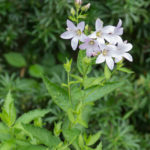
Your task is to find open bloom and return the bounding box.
[89,18,123,45]
[79,38,100,57]
[96,44,117,70]
[113,40,133,63]
[60,20,86,50]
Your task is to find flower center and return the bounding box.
[96,31,101,37]
[76,29,82,36]
[102,49,108,56]
[89,40,95,45]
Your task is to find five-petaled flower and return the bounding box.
[60,20,86,50]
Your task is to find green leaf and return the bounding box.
[0,91,16,127]
[83,77,105,89]
[42,76,70,112]
[4,52,26,68]
[29,64,44,78]
[96,142,102,150]
[86,131,102,146]
[0,123,10,141]
[104,64,111,79]
[67,109,75,123]
[22,124,60,148]
[84,82,124,103]
[77,50,92,75]
[17,145,47,150]
[78,134,84,148]
[118,67,134,74]
[15,109,50,128]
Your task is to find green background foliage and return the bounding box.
[0,0,150,149]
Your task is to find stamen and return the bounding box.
[102,49,108,56]
[76,29,82,36]
[89,40,95,45]
[96,31,101,37]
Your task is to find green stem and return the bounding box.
[67,72,72,105]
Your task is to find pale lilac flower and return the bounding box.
[114,40,133,63]
[60,20,86,50]
[96,44,117,70]
[79,38,100,57]
[75,0,82,5]
[89,18,123,45]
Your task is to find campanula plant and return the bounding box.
[0,0,134,150]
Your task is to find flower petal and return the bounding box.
[86,49,93,57]
[67,20,76,30]
[115,56,122,63]
[79,33,87,42]
[103,25,115,34]
[124,43,133,52]
[96,18,103,31]
[79,43,87,50]
[123,53,133,62]
[77,21,85,31]
[71,37,78,50]
[104,34,122,44]
[88,32,97,38]
[106,57,114,70]
[60,31,74,39]
[117,19,122,28]
[97,38,105,46]
[96,54,105,64]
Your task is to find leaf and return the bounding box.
[67,109,75,123]
[104,64,111,79]
[4,52,26,68]
[84,81,124,103]
[62,120,81,150]
[15,109,50,128]
[29,64,44,78]
[17,145,47,150]
[0,123,10,141]
[22,124,60,148]
[77,50,92,75]
[0,91,16,127]
[96,142,102,150]
[83,77,105,89]
[42,76,71,111]
[118,67,134,74]
[86,131,102,146]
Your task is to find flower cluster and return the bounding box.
[60,18,133,70]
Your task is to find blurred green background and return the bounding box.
[0,0,150,149]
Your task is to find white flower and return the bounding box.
[114,40,133,63]
[89,18,123,45]
[79,38,100,57]
[96,44,117,70]
[60,20,86,50]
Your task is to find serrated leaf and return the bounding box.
[4,52,26,68]
[15,109,50,128]
[84,81,124,103]
[0,123,10,141]
[23,124,60,148]
[77,51,92,75]
[43,76,71,112]
[0,91,16,127]
[83,77,105,89]
[86,131,102,146]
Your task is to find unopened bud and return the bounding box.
[75,0,82,5]
[71,8,75,16]
[64,59,72,73]
[81,3,91,11]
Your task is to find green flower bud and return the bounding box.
[64,59,72,73]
